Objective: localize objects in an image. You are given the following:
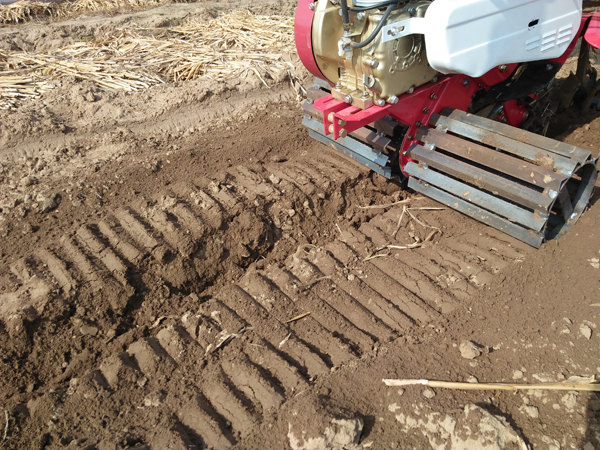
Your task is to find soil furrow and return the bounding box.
[0,104,548,450]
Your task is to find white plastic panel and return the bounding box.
[422,0,582,77]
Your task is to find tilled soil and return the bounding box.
[1,4,600,450]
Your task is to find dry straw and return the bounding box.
[0,0,192,24]
[1,11,296,109]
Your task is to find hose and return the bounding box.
[348,0,402,12]
[351,2,396,49]
[340,0,351,31]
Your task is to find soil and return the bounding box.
[1,3,600,450]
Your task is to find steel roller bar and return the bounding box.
[408,145,554,212]
[429,114,579,175]
[416,127,567,192]
[404,161,547,232]
[439,108,593,164]
[407,175,544,248]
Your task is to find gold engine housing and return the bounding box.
[311,0,437,108]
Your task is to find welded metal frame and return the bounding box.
[303,115,396,180]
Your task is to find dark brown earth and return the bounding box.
[1,3,600,450]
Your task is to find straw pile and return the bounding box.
[1,0,193,24]
[0,11,296,109]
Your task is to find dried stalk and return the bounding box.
[357,197,423,210]
[406,208,441,231]
[365,229,439,260]
[364,253,389,261]
[206,326,254,356]
[391,206,407,237]
[2,410,8,442]
[299,276,331,292]
[285,312,311,324]
[383,377,600,392]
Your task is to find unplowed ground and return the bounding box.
[1,3,600,450]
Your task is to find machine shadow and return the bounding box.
[581,391,600,450]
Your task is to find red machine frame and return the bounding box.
[295,1,600,176]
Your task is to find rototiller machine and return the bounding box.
[295,0,600,247]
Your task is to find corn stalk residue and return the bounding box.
[0,11,296,109]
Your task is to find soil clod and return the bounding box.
[459,340,485,359]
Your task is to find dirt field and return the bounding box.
[1,3,600,450]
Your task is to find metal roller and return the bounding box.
[404,108,599,248]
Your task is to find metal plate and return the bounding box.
[303,116,394,179]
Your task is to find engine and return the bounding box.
[311,0,437,108]
[304,0,585,110]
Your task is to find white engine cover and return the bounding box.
[422,0,582,77]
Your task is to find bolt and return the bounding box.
[415,121,421,127]
[430,93,437,100]
[338,119,347,126]
[407,135,414,140]
[335,81,342,89]
[499,64,507,72]
[462,79,470,87]
[548,190,558,199]
[402,151,408,155]
[407,86,415,94]
[422,107,430,113]
[388,95,399,104]
[376,99,386,107]
[357,11,365,20]
[570,212,578,220]
[309,2,315,10]
[369,59,379,69]
[339,128,348,138]
[422,163,429,169]
[478,83,484,88]
[407,6,416,16]
[344,94,353,104]
[432,76,439,83]
[423,182,429,187]
[546,63,554,71]
[389,27,399,36]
